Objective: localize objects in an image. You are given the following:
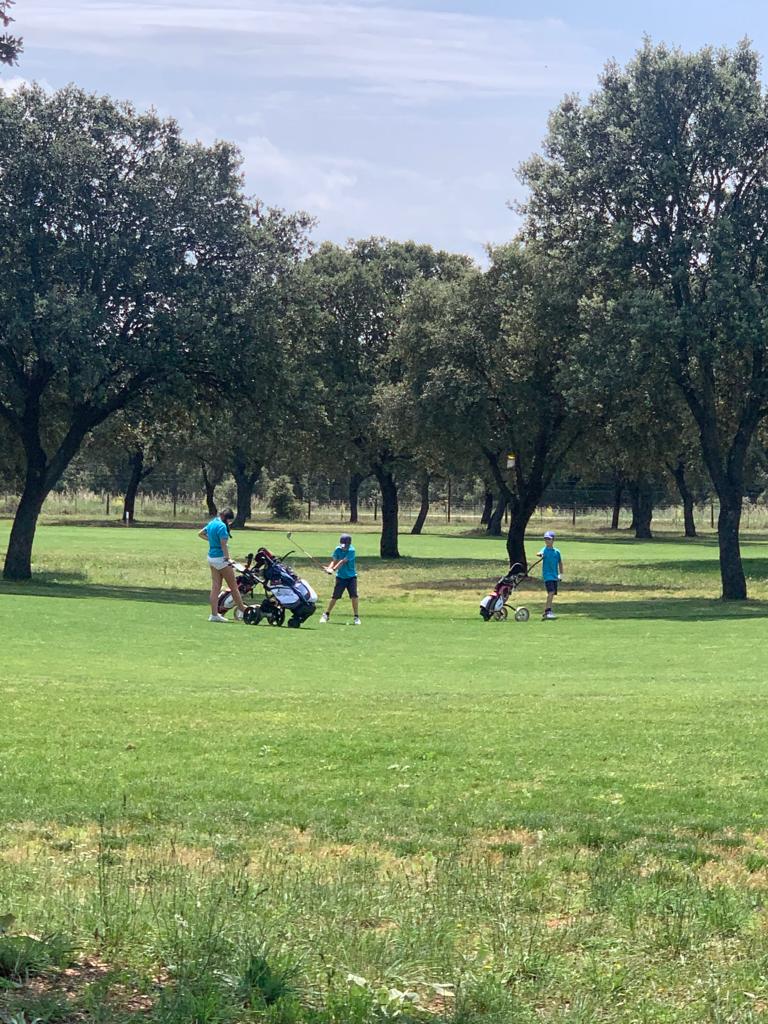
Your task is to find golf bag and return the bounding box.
[218,548,317,628]
[479,562,532,622]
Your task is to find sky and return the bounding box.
[3,0,768,261]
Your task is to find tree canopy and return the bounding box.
[0,0,22,66]
[0,84,253,578]
[522,40,768,598]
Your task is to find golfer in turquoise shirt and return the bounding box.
[539,530,564,620]
[319,533,361,625]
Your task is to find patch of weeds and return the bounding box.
[0,991,72,1023]
[744,852,768,873]
[212,840,245,863]
[575,826,608,850]
[665,843,718,867]
[701,887,755,937]
[153,973,239,1024]
[487,842,522,858]
[0,934,74,985]
[587,852,633,912]
[712,835,745,850]
[231,950,299,1008]
[452,972,531,1023]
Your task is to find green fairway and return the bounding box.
[4,521,768,1022]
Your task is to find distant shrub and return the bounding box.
[267,476,302,520]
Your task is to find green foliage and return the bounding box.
[0,82,255,578]
[0,932,73,984]
[267,476,302,521]
[232,950,298,1007]
[522,39,768,597]
[0,0,22,66]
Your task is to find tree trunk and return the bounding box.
[123,448,148,524]
[201,463,218,517]
[291,474,304,502]
[349,472,364,524]
[718,491,746,600]
[480,489,494,526]
[610,482,623,530]
[410,472,430,535]
[232,450,260,528]
[628,480,653,539]
[487,496,506,536]
[505,512,532,569]
[2,464,48,580]
[373,466,399,558]
[670,459,696,538]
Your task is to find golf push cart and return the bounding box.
[479,558,541,623]
[217,547,318,628]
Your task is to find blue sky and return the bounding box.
[3,1,768,261]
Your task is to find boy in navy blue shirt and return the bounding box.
[539,531,563,620]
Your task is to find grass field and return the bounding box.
[3,520,768,1022]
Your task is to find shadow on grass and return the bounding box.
[405,576,679,594]
[0,578,202,606]
[568,597,768,620]
[648,558,768,577]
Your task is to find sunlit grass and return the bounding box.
[3,522,768,1021]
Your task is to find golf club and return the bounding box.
[286,531,334,575]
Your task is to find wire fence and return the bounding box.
[4,487,768,532]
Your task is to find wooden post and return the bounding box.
[711,499,715,529]
[374,498,378,520]
[105,493,110,516]
[447,477,452,524]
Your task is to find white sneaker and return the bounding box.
[543,610,556,620]
[353,617,361,625]
[320,612,329,623]
[208,613,227,623]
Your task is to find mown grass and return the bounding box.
[3,520,768,1021]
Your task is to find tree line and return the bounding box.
[3,40,768,598]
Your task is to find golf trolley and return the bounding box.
[479,558,541,623]
[217,547,318,628]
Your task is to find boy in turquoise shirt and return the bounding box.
[320,533,361,625]
[539,530,564,620]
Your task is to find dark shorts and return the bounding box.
[333,575,358,599]
[544,579,559,595]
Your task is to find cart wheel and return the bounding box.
[514,607,530,622]
[243,606,262,626]
[268,608,285,627]
[492,606,509,622]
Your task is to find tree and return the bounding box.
[0,1,22,66]
[208,206,313,529]
[303,239,470,558]
[399,243,587,567]
[88,396,196,522]
[0,85,253,579]
[522,41,768,598]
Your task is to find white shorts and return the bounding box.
[207,556,231,570]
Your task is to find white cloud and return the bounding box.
[21,1,609,100]
[0,75,31,93]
